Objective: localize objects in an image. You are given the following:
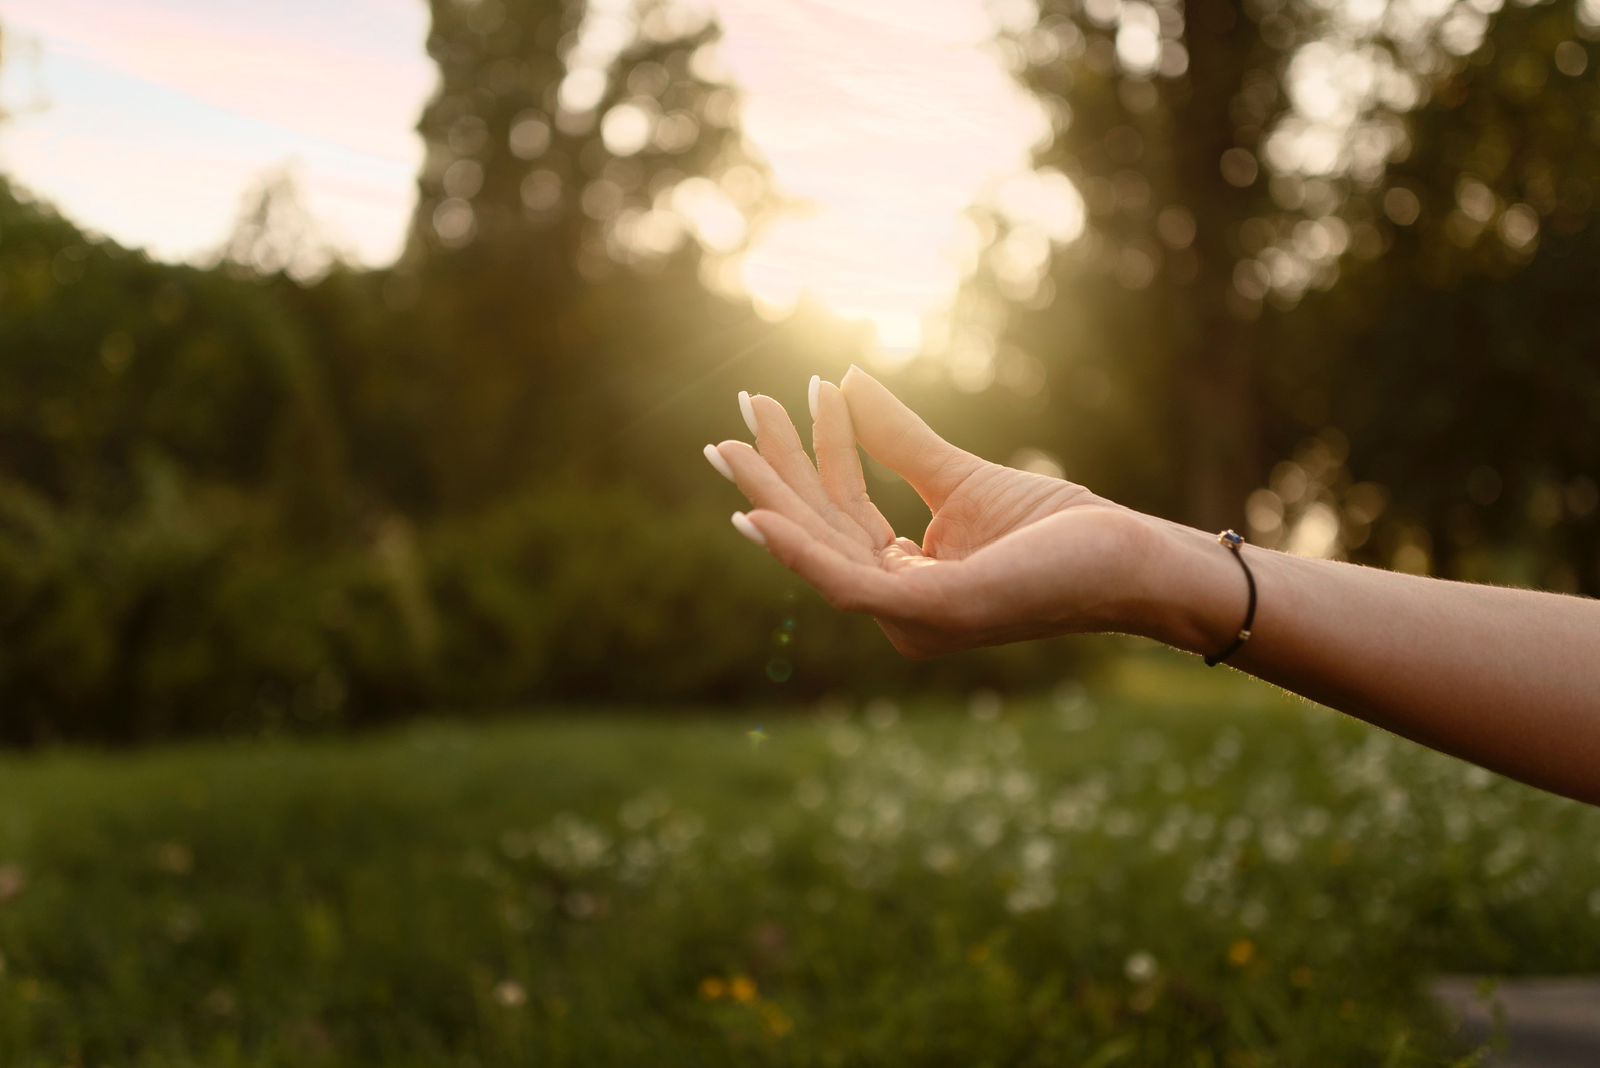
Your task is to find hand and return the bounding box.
[712,375,1600,806]
[705,367,1157,658]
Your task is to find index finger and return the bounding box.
[812,377,895,546]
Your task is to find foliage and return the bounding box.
[0,463,1090,743]
[982,0,1600,582]
[1,679,1594,1064]
[0,139,1088,745]
[1265,0,1600,589]
[0,183,343,519]
[400,0,766,511]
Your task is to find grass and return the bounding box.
[0,655,1596,1066]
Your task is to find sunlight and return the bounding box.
[1,0,1062,362]
[705,0,1054,362]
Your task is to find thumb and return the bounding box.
[840,365,982,509]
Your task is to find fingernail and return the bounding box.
[737,390,758,436]
[702,443,734,481]
[731,511,766,546]
[808,374,821,420]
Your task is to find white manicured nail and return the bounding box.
[808,375,821,420]
[731,511,765,546]
[738,390,758,436]
[702,443,734,481]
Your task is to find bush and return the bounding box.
[0,468,1094,744]
[0,466,379,743]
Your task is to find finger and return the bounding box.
[747,390,876,550]
[741,510,917,617]
[839,365,984,510]
[713,441,873,563]
[812,378,895,545]
[877,541,939,574]
[742,393,833,515]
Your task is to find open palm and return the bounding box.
[707,367,1146,658]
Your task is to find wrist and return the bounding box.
[1123,513,1262,657]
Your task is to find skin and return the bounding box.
[708,367,1600,807]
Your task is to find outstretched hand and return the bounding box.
[705,367,1153,658]
[705,373,1600,806]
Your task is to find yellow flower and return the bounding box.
[1227,939,1256,967]
[1290,965,1314,988]
[730,975,759,1004]
[698,977,727,1001]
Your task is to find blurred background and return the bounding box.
[3,0,1600,740]
[1,0,1598,1063]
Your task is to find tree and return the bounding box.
[981,0,1508,529]
[215,168,332,283]
[1266,0,1600,591]
[399,0,764,508]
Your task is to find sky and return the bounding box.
[0,0,433,264]
[0,0,1051,351]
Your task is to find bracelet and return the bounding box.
[1203,529,1256,667]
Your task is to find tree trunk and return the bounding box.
[1175,0,1264,530]
[1176,308,1260,531]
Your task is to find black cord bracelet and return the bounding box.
[1203,529,1257,668]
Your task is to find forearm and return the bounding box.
[712,368,1599,804]
[1130,515,1600,805]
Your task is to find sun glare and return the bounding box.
[705,0,1055,362]
[3,0,1066,365]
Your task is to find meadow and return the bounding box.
[1,657,1596,1066]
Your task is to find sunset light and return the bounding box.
[7,0,1600,1058]
[0,0,1058,360]
[704,0,1054,357]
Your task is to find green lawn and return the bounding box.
[1,657,1596,1066]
